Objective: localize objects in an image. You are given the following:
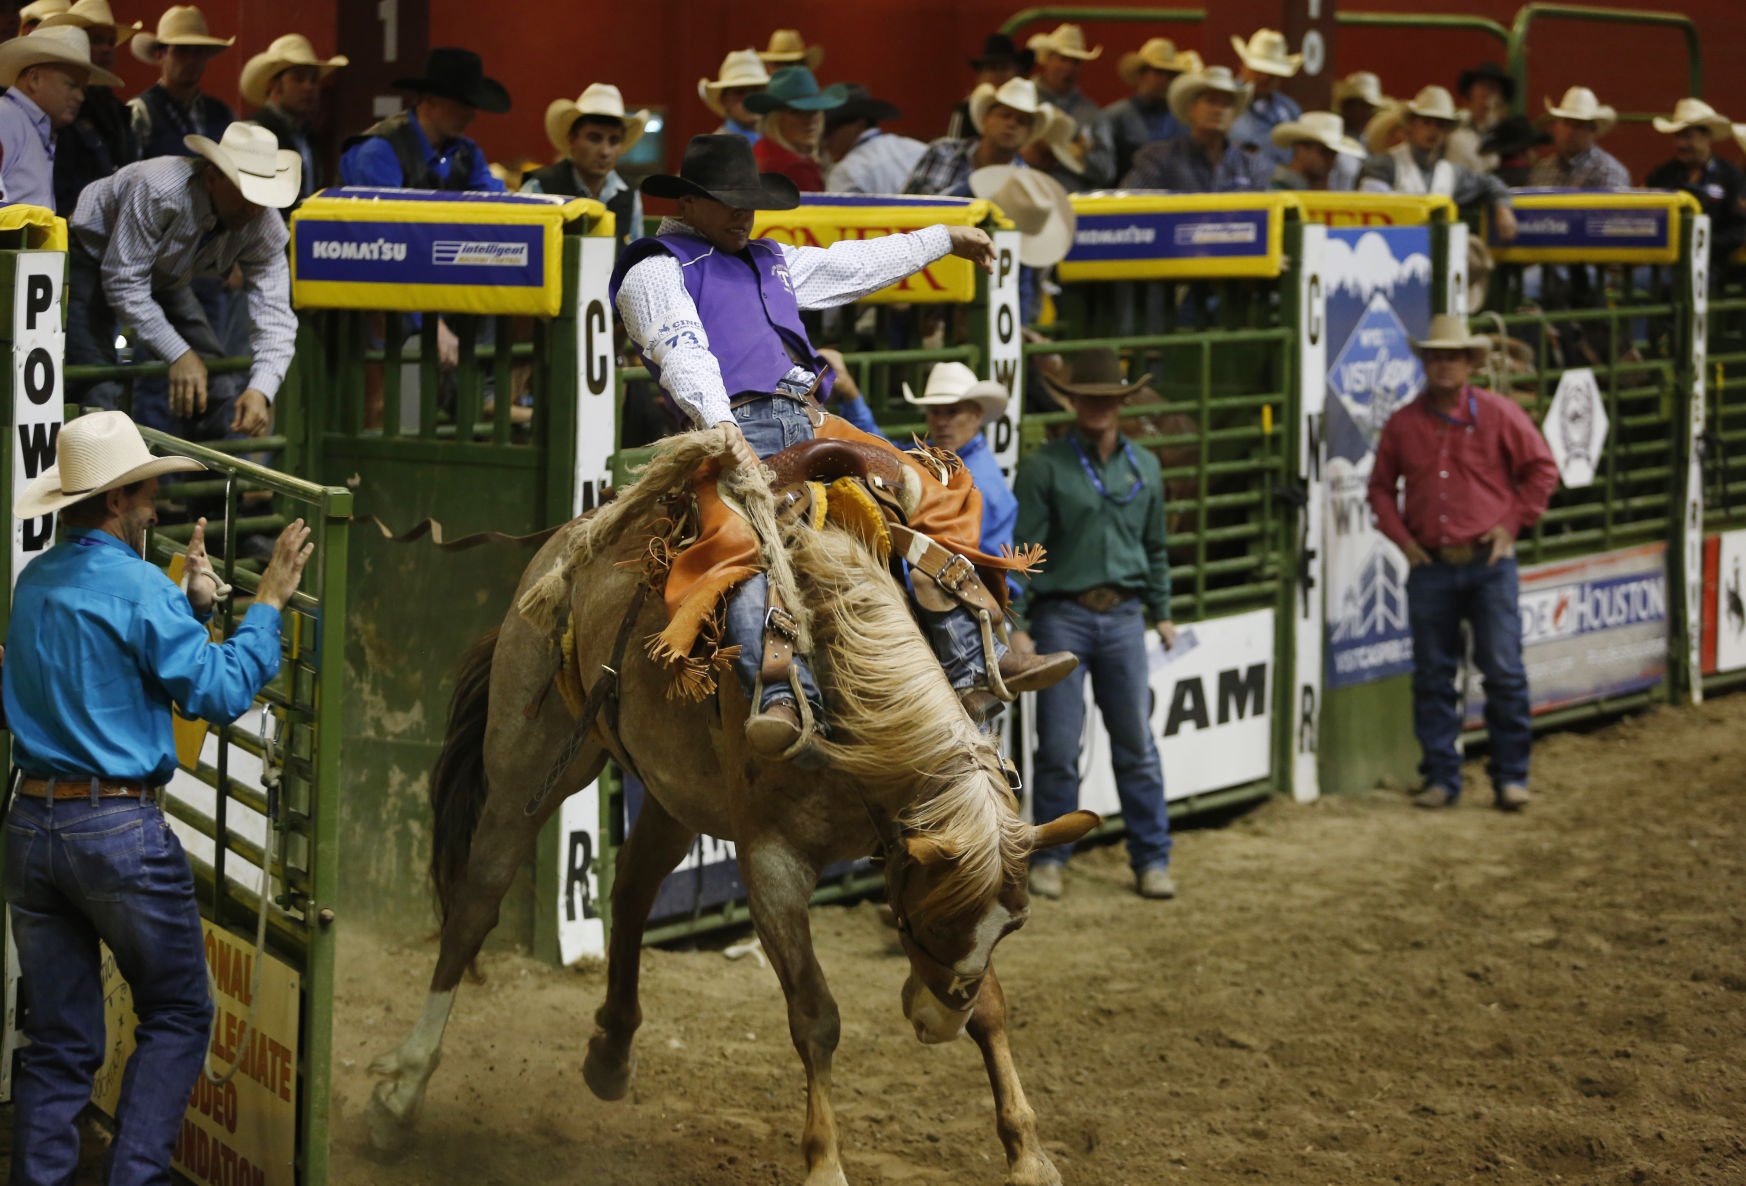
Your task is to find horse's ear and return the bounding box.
[1032,810,1100,852]
[903,833,952,866]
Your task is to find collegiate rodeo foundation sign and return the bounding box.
[1056,192,1293,282]
[752,195,999,304]
[1487,189,1699,265]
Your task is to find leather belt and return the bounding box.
[1433,544,1477,565]
[1056,586,1137,613]
[19,776,154,800]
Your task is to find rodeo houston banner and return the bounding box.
[1322,227,1434,689]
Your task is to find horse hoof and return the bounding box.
[366,1089,415,1158]
[802,1168,850,1186]
[1006,1151,1063,1186]
[582,1036,635,1101]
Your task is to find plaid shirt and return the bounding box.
[1529,145,1631,190]
[904,137,984,197]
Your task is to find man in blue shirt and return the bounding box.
[2,411,314,1186]
[1228,28,1304,170]
[339,47,508,193]
[0,24,122,208]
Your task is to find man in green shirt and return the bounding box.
[1011,349,1177,901]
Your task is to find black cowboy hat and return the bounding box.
[1456,60,1515,102]
[1481,113,1550,158]
[824,84,902,133]
[393,47,510,114]
[969,33,1034,74]
[642,134,800,210]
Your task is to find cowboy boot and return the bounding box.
[745,698,802,757]
[999,648,1078,693]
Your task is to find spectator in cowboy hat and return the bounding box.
[1027,22,1115,187]
[1359,86,1517,239]
[1530,86,1628,189]
[0,24,121,209]
[240,32,347,208]
[745,65,845,193]
[1367,314,1557,814]
[1332,71,1387,140]
[39,0,141,216]
[906,76,1051,198]
[1482,114,1550,187]
[1447,60,1513,172]
[698,48,769,145]
[1228,28,1303,168]
[18,0,67,34]
[1025,103,1092,192]
[1121,65,1270,193]
[945,32,1034,141]
[340,47,508,192]
[904,360,1017,592]
[1646,99,1745,275]
[1103,37,1202,179]
[1362,99,1407,157]
[757,28,822,71]
[523,83,649,248]
[823,84,924,195]
[126,4,233,160]
[1269,111,1363,191]
[3,409,314,1186]
[1012,348,1179,902]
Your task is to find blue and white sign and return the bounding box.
[1067,208,1272,264]
[295,219,546,289]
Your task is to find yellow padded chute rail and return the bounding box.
[1486,188,1702,265]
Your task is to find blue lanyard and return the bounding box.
[1427,390,1478,429]
[1068,435,1147,505]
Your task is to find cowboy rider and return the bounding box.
[610,133,1073,759]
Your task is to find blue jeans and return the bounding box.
[1406,556,1531,796]
[5,792,214,1186]
[1029,599,1172,872]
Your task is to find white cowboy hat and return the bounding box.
[1031,22,1101,62]
[18,0,68,27]
[1332,71,1386,108]
[0,24,122,87]
[36,0,142,45]
[1116,37,1199,87]
[758,28,822,71]
[184,121,300,208]
[902,361,1010,422]
[1410,313,1487,358]
[1652,97,1731,137]
[969,164,1076,268]
[1737,123,1746,152]
[1271,110,1365,157]
[1231,28,1301,78]
[130,4,232,65]
[1544,86,1616,136]
[1362,101,1407,154]
[697,48,769,117]
[1037,104,1085,175]
[1167,66,1253,125]
[1403,85,1459,123]
[15,411,204,520]
[239,33,347,108]
[545,83,649,156]
[967,77,1051,145]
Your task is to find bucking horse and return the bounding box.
[367,423,1097,1185]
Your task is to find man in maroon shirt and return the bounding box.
[1367,314,1559,812]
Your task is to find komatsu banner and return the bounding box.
[1057,192,1292,281]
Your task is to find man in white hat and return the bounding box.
[1027,22,1114,187]
[0,24,121,209]
[1333,71,1387,141]
[1646,98,1745,274]
[905,76,1048,198]
[126,4,233,161]
[3,410,314,1186]
[1269,111,1362,191]
[523,83,649,250]
[1103,37,1200,179]
[67,122,300,441]
[1367,314,1557,813]
[38,0,141,216]
[698,48,770,145]
[241,32,347,209]
[1529,86,1628,189]
[18,0,68,34]
[1121,66,1271,193]
[1228,28,1304,169]
[1359,86,1517,240]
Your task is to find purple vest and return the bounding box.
[611,230,832,400]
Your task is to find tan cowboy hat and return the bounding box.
[902,361,1010,422]
[239,33,347,108]
[36,0,143,45]
[1272,110,1364,157]
[1544,86,1616,136]
[758,29,822,71]
[1363,100,1407,154]
[1737,123,1746,152]
[1042,348,1152,411]
[1410,313,1487,359]
[1037,104,1085,175]
[1231,28,1301,78]
[967,77,1051,144]
[969,164,1075,268]
[1652,97,1731,137]
[697,48,769,117]
[1117,37,1199,88]
[15,411,203,520]
[184,121,300,208]
[1167,65,1253,125]
[1031,22,1101,62]
[130,4,232,64]
[1403,85,1459,123]
[1332,71,1386,109]
[544,83,649,156]
[0,25,122,87]
[18,0,68,28]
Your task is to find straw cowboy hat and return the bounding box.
[544,83,650,156]
[1410,313,1487,360]
[184,121,301,208]
[37,0,142,44]
[1736,123,1746,153]
[1653,97,1732,137]
[1167,66,1253,125]
[1331,71,1386,109]
[758,29,822,72]
[743,66,847,115]
[698,49,769,117]
[0,24,121,86]
[1403,85,1459,123]
[240,33,347,108]
[642,133,799,210]
[902,361,1010,422]
[969,164,1075,268]
[1030,23,1101,62]
[1042,348,1153,411]
[1271,111,1364,157]
[130,4,232,64]
[18,0,68,28]
[1544,86,1616,136]
[15,411,203,520]
[393,47,510,113]
[1036,104,1086,175]
[1231,28,1301,78]
[1117,37,1200,88]
[967,77,1052,145]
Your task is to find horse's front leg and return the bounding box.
[739,837,847,1186]
[968,965,1061,1186]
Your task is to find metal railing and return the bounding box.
[1507,4,1702,121]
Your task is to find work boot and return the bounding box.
[999,649,1078,694]
[1027,863,1064,900]
[745,698,802,758]
[1136,865,1177,900]
[1412,784,1456,809]
[959,688,1004,725]
[1494,783,1531,812]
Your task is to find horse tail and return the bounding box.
[429,628,499,926]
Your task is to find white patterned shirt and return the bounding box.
[826,129,928,196]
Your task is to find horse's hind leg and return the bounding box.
[968,965,1061,1186]
[583,791,697,1101]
